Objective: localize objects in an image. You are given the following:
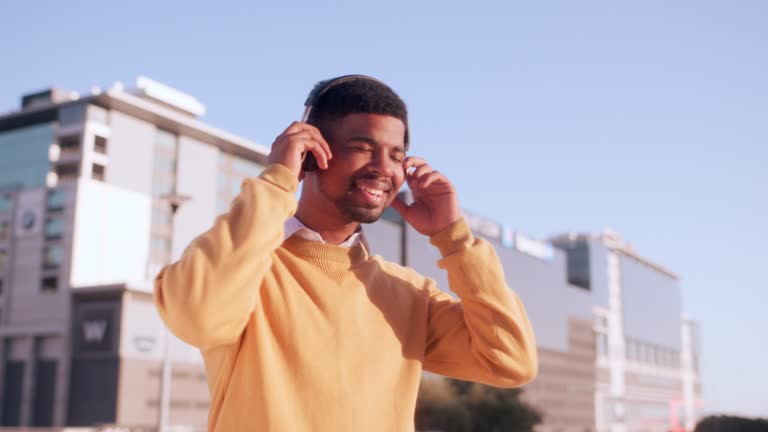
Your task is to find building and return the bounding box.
[550,231,703,431]
[0,78,702,431]
[0,77,267,428]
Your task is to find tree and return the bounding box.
[694,415,768,432]
[415,376,541,432]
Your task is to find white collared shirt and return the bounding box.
[284,217,364,248]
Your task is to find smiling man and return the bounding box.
[154,75,538,431]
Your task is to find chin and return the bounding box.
[342,207,384,224]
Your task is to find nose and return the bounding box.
[369,149,396,178]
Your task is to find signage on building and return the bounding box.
[463,211,502,241]
[76,307,115,353]
[513,232,555,261]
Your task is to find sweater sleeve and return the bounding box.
[154,164,297,350]
[421,218,538,388]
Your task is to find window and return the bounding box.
[153,152,176,173]
[56,163,79,180]
[58,135,80,153]
[43,246,63,269]
[152,206,172,226]
[0,249,7,268]
[92,163,105,181]
[45,219,64,239]
[0,194,12,213]
[155,129,177,152]
[93,136,107,154]
[47,189,66,211]
[0,279,3,295]
[596,333,607,357]
[151,236,171,254]
[0,220,10,241]
[41,276,57,292]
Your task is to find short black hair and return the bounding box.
[306,77,409,149]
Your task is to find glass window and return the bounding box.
[43,245,63,269]
[56,163,79,179]
[155,129,177,151]
[59,104,87,126]
[153,206,172,226]
[154,152,176,173]
[0,220,10,241]
[0,194,12,212]
[41,276,57,292]
[0,279,4,296]
[596,333,607,356]
[0,249,7,268]
[151,236,171,255]
[92,163,105,181]
[58,135,80,153]
[45,219,64,239]
[0,123,54,189]
[152,180,173,197]
[47,189,66,211]
[93,135,107,154]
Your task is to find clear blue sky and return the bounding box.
[3,0,766,417]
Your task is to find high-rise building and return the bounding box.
[0,77,267,428]
[0,78,702,431]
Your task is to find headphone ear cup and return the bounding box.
[302,153,318,172]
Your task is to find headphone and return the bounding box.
[300,74,408,172]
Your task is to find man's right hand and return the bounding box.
[266,122,333,180]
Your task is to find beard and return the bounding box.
[337,201,385,224]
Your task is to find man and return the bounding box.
[154,75,537,431]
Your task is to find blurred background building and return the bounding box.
[0,78,702,431]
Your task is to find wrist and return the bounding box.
[428,218,474,257]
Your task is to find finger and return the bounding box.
[282,121,306,136]
[403,156,427,172]
[303,127,333,161]
[304,139,330,169]
[410,164,433,182]
[419,171,449,189]
[389,196,408,216]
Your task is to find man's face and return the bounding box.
[307,113,407,224]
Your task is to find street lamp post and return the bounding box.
[158,192,190,432]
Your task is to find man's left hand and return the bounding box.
[389,157,461,237]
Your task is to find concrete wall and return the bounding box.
[70,180,150,289]
[172,137,218,261]
[7,188,69,325]
[621,256,682,349]
[105,111,155,196]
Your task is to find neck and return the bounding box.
[294,203,360,245]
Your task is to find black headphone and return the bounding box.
[300,74,409,172]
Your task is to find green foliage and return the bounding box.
[694,415,768,432]
[415,377,541,432]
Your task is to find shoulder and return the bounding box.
[367,255,432,291]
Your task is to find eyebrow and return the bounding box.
[347,136,406,153]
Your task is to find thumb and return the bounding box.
[389,196,408,217]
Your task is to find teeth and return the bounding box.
[358,185,383,197]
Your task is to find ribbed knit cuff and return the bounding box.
[429,218,475,257]
[258,164,299,194]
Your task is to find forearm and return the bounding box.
[154,164,297,349]
[423,218,538,387]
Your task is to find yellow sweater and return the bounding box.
[154,164,538,431]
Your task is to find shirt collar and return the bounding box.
[284,217,364,248]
